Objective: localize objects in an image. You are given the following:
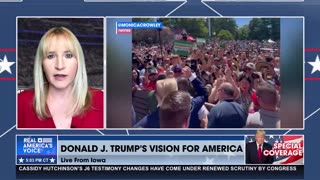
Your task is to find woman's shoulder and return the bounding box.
[89,88,103,97]
[88,88,103,107]
[18,89,35,100]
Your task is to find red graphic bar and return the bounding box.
[305,48,320,52]
[305,78,320,81]
[0,77,16,81]
[0,48,16,52]
[117,29,132,34]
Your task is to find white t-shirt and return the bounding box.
[246,109,280,128]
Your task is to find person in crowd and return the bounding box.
[133,78,178,128]
[166,68,175,78]
[274,56,280,77]
[147,74,167,114]
[208,82,247,128]
[18,27,103,129]
[177,77,209,128]
[170,54,180,69]
[243,62,256,84]
[143,67,158,90]
[265,56,280,85]
[132,69,142,93]
[246,82,280,128]
[236,74,254,113]
[159,91,191,128]
[173,64,183,78]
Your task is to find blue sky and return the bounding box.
[234,18,253,28]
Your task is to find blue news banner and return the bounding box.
[16,135,304,179]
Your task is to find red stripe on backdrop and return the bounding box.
[0,48,16,52]
[283,135,303,141]
[0,77,16,81]
[280,155,303,164]
[305,48,320,52]
[305,78,320,81]
[280,136,304,165]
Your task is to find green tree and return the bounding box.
[248,18,280,41]
[160,18,208,38]
[270,18,280,41]
[237,25,249,40]
[132,27,174,45]
[248,18,264,41]
[210,18,238,39]
[217,30,234,40]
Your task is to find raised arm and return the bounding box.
[183,66,208,101]
[225,65,240,99]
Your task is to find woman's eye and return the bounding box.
[65,53,73,58]
[47,54,55,59]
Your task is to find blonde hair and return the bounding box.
[156,78,178,105]
[255,129,266,137]
[33,27,90,119]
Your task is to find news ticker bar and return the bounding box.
[16,165,304,179]
[17,135,248,165]
[16,135,304,165]
[16,135,304,166]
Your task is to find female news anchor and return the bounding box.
[18,27,103,129]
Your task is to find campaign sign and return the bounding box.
[173,40,194,56]
[16,136,57,165]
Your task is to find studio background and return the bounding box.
[17,18,104,90]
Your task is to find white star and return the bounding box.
[223,151,235,160]
[18,157,24,163]
[249,138,253,143]
[203,157,214,165]
[50,157,55,163]
[0,55,15,74]
[308,55,320,74]
[165,151,174,157]
[269,135,274,139]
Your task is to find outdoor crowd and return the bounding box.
[131,39,281,128]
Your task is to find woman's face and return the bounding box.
[239,78,250,92]
[132,70,138,80]
[42,35,78,91]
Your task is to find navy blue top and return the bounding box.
[208,99,248,128]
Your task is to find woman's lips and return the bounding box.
[54,74,67,81]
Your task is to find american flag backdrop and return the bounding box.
[245,135,304,165]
